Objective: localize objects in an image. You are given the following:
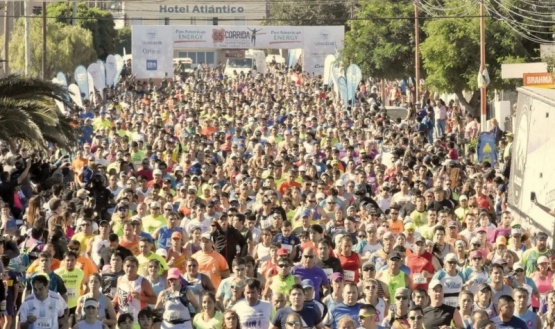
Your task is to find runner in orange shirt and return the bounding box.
[191,233,230,290]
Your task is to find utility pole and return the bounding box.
[73,0,77,25]
[480,0,487,131]
[3,0,9,75]
[42,2,46,79]
[24,0,30,76]
[414,0,420,104]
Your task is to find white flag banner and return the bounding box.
[323,54,336,86]
[105,55,117,88]
[51,78,67,114]
[96,60,106,94]
[87,72,95,106]
[68,84,83,108]
[88,63,105,99]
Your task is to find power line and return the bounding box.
[0,14,491,21]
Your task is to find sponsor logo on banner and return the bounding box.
[174,28,206,44]
[146,60,158,71]
[211,27,263,47]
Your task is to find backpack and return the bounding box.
[9,238,44,283]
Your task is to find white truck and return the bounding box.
[224,49,266,77]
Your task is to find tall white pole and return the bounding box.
[24,0,30,76]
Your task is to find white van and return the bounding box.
[224,49,266,77]
[173,58,194,76]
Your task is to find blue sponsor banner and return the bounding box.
[477,132,497,164]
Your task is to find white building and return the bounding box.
[121,0,267,65]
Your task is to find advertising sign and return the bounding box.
[132,25,174,79]
[173,26,304,49]
[303,26,344,76]
[132,25,344,78]
[477,132,497,164]
[523,73,555,88]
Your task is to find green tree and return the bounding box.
[420,16,529,111]
[4,18,96,78]
[341,0,422,80]
[115,27,131,55]
[267,0,349,26]
[47,2,116,60]
[0,75,78,149]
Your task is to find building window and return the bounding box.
[175,52,215,65]
[206,52,215,65]
[197,52,206,64]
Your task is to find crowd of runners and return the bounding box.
[0,59,547,329]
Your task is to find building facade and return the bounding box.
[122,0,267,66]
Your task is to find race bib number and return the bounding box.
[282,244,293,253]
[67,288,77,298]
[323,268,333,278]
[36,318,53,329]
[165,310,181,321]
[413,274,427,284]
[344,270,355,281]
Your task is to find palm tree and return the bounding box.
[0,75,79,149]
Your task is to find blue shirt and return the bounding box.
[515,310,540,329]
[326,303,362,329]
[272,306,322,329]
[491,315,528,329]
[291,265,329,300]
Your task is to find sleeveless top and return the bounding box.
[473,302,497,319]
[255,243,271,271]
[119,236,140,255]
[375,298,387,324]
[157,227,184,250]
[161,290,193,329]
[435,270,464,308]
[167,248,188,274]
[380,271,406,303]
[79,294,107,318]
[116,276,144,322]
[183,273,204,315]
[423,304,456,329]
[270,274,296,297]
[76,320,104,329]
[148,277,166,307]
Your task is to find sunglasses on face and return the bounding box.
[303,255,314,259]
[396,296,408,300]
[286,321,302,326]
[363,267,375,272]
[278,264,290,268]
[409,315,423,321]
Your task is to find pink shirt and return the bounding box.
[531,271,552,308]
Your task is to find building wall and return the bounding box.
[123,0,267,26]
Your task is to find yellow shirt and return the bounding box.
[54,267,85,308]
[142,214,167,235]
[137,252,168,277]
[71,232,95,255]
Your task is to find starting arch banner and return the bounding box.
[132,25,344,79]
